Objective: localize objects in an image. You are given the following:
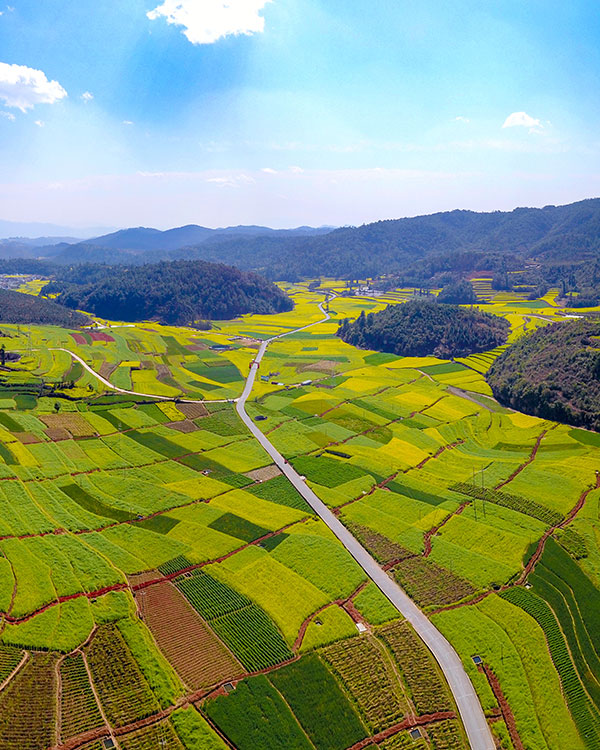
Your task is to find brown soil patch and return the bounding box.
[297,359,339,374]
[127,570,161,588]
[245,464,282,482]
[137,582,243,691]
[45,427,71,442]
[40,414,96,438]
[156,364,172,382]
[99,362,117,380]
[176,403,209,419]
[14,432,41,444]
[167,420,198,433]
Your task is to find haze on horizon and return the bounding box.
[0,0,599,230]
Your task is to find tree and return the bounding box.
[0,345,5,367]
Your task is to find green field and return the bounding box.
[0,284,598,748]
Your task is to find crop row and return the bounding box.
[0,646,23,684]
[451,482,563,526]
[501,587,600,748]
[0,652,57,750]
[139,582,242,690]
[85,624,160,729]
[393,556,476,609]
[59,653,105,740]
[322,635,407,732]
[345,521,412,564]
[378,621,453,715]
[119,719,185,750]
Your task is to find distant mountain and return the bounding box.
[82,223,333,251]
[0,223,334,263]
[0,220,115,240]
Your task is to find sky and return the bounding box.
[0,0,599,231]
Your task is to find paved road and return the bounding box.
[236,298,495,750]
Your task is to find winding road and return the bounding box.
[49,300,493,748]
[236,297,495,750]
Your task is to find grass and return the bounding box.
[271,533,366,599]
[300,605,357,652]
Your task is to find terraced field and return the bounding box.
[0,283,599,748]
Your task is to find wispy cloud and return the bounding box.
[147,0,273,45]
[0,62,67,112]
[454,116,470,123]
[81,91,94,103]
[0,110,15,121]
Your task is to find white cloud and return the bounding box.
[81,91,94,103]
[289,166,304,173]
[147,0,272,45]
[454,116,470,123]
[502,111,543,131]
[34,120,44,127]
[261,167,277,174]
[0,62,67,112]
[0,110,15,121]
[122,120,134,125]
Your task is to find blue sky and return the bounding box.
[0,0,598,230]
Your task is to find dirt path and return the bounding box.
[345,712,457,750]
[423,500,470,558]
[494,429,547,491]
[478,663,524,750]
[0,518,308,624]
[517,473,600,586]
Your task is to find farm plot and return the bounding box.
[137,581,243,690]
[378,621,454,715]
[205,675,314,750]
[501,586,600,746]
[0,652,57,750]
[0,646,24,684]
[85,624,161,728]
[322,636,409,732]
[59,652,106,740]
[176,570,293,671]
[268,654,367,750]
[392,556,477,609]
[118,719,185,750]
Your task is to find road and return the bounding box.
[50,348,232,404]
[236,297,495,750]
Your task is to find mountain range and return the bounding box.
[2,199,600,283]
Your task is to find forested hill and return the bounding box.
[30,198,600,280]
[44,260,293,325]
[337,300,509,358]
[488,319,600,431]
[0,289,88,327]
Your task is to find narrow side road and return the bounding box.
[50,347,232,404]
[236,297,495,750]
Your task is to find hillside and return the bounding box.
[488,319,600,430]
[0,288,88,327]
[21,198,600,285]
[337,299,509,358]
[45,259,293,324]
